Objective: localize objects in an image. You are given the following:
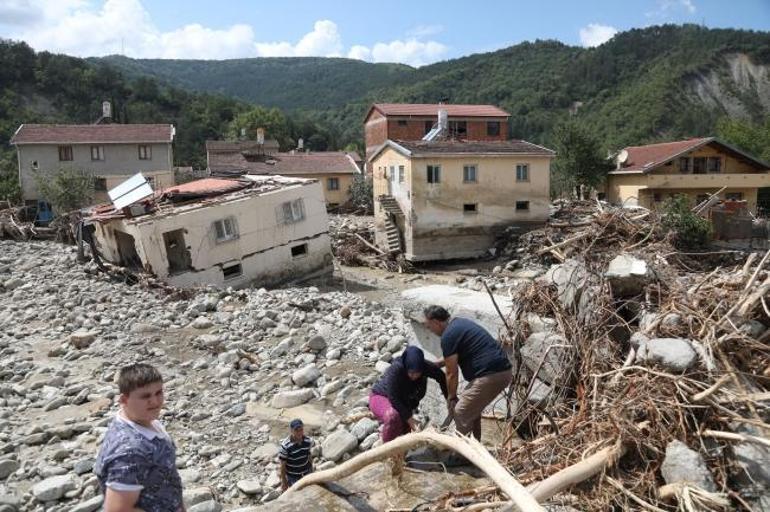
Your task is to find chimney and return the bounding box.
[437,109,448,132]
[102,101,112,119]
[297,138,304,151]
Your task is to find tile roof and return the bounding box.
[208,151,361,176]
[613,138,712,173]
[205,139,280,152]
[11,124,174,144]
[387,139,555,157]
[369,103,510,118]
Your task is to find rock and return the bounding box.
[739,320,766,339]
[661,440,716,492]
[525,313,557,334]
[326,348,342,360]
[605,254,649,297]
[2,278,23,290]
[732,426,770,487]
[339,306,352,319]
[271,337,294,357]
[69,330,98,349]
[43,396,68,412]
[321,380,344,397]
[292,365,321,387]
[375,361,391,374]
[539,259,589,311]
[636,338,697,372]
[386,335,406,353]
[661,313,683,328]
[31,474,77,502]
[251,443,279,459]
[189,501,222,512]
[73,458,94,475]
[228,403,246,417]
[271,389,314,408]
[184,487,214,507]
[70,496,103,512]
[237,479,263,495]
[521,333,573,386]
[307,335,327,351]
[360,432,380,451]
[179,468,201,485]
[191,317,213,329]
[322,430,359,462]
[350,418,379,441]
[0,459,19,479]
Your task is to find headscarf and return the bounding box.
[402,345,425,373]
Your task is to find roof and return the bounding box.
[367,103,510,119]
[368,139,555,162]
[611,137,770,174]
[206,139,280,152]
[11,124,175,144]
[208,151,361,177]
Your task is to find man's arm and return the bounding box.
[104,488,143,512]
[424,362,449,399]
[279,459,288,491]
[444,354,459,400]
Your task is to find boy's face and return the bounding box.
[120,381,164,425]
[291,426,304,441]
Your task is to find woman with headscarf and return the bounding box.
[369,345,448,442]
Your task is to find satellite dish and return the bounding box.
[617,150,629,164]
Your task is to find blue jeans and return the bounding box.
[287,473,308,486]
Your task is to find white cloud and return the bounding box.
[579,23,618,47]
[406,24,443,38]
[0,0,448,65]
[646,0,697,19]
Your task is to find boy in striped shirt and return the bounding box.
[279,419,314,490]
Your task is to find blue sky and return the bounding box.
[1,0,768,65]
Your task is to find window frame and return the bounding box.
[448,120,467,137]
[93,177,107,192]
[725,192,744,201]
[515,201,530,211]
[398,165,405,183]
[516,164,530,182]
[213,216,239,243]
[279,198,306,225]
[397,119,408,127]
[291,243,308,258]
[463,203,478,214]
[58,145,73,162]
[486,121,500,137]
[424,120,434,135]
[679,157,691,174]
[327,177,340,191]
[90,145,104,161]
[463,164,478,184]
[138,144,152,160]
[693,157,706,174]
[707,157,721,174]
[222,263,243,280]
[426,164,441,184]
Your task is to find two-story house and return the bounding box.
[363,103,510,171]
[11,123,176,209]
[369,139,555,261]
[606,137,770,212]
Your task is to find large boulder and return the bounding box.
[521,332,574,386]
[271,389,314,409]
[292,365,321,387]
[605,254,649,297]
[661,440,716,492]
[31,474,77,502]
[350,418,379,441]
[69,330,98,349]
[322,430,359,462]
[636,338,697,372]
[539,259,589,311]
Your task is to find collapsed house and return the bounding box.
[84,175,333,289]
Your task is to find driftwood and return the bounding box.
[536,232,590,256]
[283,430,546,511]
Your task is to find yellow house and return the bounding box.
[606,137,770,212]
[368,139,555,261]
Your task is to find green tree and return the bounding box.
[349,174,373,213]
[662,194,712,249]
[0,151,20,204]
[228,106,292,150]
[35,168,95,213]
[716,117,770,163]
[551,120,613,198]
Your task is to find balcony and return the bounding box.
[643,173,770,189]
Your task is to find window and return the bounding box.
[278,198,306,224]
[94,178,107,191]
[213,217,238,243]
[449,120,467,137]
[679,157,691,173]
[516,164,529,182]
[291,243,308,258]
[463,203,478,213]
[707,157,721,173]
[327,177,339,190]
[463,165,477,183]
[398,165,405,183]
[222,263,242,280]
[693,157,706,174]
[487,122,500,136]
[427,165,441,184]
[424,120,434,135]
[726,192,744,201]
[389,165,395,180]
[90,145,104,161]
[58,146,73,161]
[653,193,662,203]
[516,201,530,211]
[397,120,407,126]
[138,145,151,160]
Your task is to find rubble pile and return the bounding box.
[328,214,414,273]
[0,239,420,511]
[0,207,77,244]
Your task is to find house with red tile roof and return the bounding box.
[11,123,176,207]
[607,137,770,212]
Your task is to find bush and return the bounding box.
[35,168,95,214]
[349,174,373,213]
[662,195,712,249]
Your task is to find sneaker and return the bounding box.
[444,453,470,467]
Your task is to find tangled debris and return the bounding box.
[329,214,414,273]
[0,206,79,244]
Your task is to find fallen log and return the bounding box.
[536,232,591,256]
[283,429,546,512]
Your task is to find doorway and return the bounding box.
[163,229,192,273]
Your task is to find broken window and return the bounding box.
[278,198,306,224]
[693,157,706,174]
[448,120,467,138]
[138,145,151,160]
[707,157,721,173]
[90,145,104,161]
[463,203,478,213]
[487,122,500,136]
[213,217,238,243]
[516,164,529,182]
[679,157,691,173]
[427,165,441,184]
[222,263,242,280]
[424,120,433,135]
[291,243,308,258]
[327,177,339,190]
[398,165,405,183]
[726,192,744,201]
[94,178,107,191]
[463,165,477,183]
[58,145,73,161]
[516,201,530,211]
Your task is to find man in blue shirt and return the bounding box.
[279,419,314,491]
[424,305,512,441]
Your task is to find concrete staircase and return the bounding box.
[378,195,404,216]
[383,217,402,253]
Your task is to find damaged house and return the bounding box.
[369,138,555,261]
[85,175,333,289]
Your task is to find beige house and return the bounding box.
[368,139,555,261]
[607,137,770,212]
[85,175,333,289]
[207,142,361,208]
[11,123,176,207]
